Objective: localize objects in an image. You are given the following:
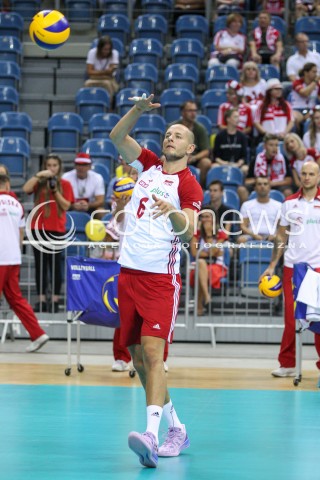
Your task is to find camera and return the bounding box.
[48,176,57,190]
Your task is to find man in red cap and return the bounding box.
[62,153,105,217]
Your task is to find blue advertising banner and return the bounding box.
[293,262,320,334]
[66,256,120,328]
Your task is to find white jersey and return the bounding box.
[279,188,320,268]
[62,169,105,203]
[0,192,25,265]
[119,149,203,274]
[240,198,282,236]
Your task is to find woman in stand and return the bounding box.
[303,106,320,151]
[240,61,267,107]
[283,132,320,188]
[23,154,74,313]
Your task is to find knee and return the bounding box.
[143,343,164,370]
[132,355,144,374]
[226,59,240,68]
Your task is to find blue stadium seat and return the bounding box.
[0,136,29,185]
[239,241,272,289]
[188,165,200,183]
[258,64,280,81]
[295,17,320,41]
[129,38,163,67]
[252,15,286,36]
[48,112,84,153]
[134,14,168,43]
[132,114,166,144]
[75,88,110,124]
[10,0,41,20]
[0,12,24,39]
[213,15,247,35]
[0,36,22,64]
[176,15,209,43]
[0,86,19,113]
[91,37,125,58]
[124,63,158,91]
[81,138,118,166]
[65,0,96,23]
[196,114,213,136]
[100,0,129,13]
[205,65,239,89]
[88,113,121,139]
[0,112,32,141]
[160,88,195,123]
[116,88,150,116]
[201,89,227,126]
[0,61,20,89]
[202,190,210,205]
[92,162,110,186]
[66,211,91,242]
[205,166,243,190]
[98,14,130,44]
[170,38,205,68]
[164,63,199,92]
[309,41,320,54]
[249,189,285,203]
[136,138,162,157]
[203,187,240,209]
[141,0,173,17]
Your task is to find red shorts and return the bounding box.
[118,267,181,347]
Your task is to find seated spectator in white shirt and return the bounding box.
[62,153,105,217]
[254,78,294,140]
[85,35,119,103]
[237,176,282,243]
[249,11,283,70]
[303,106,320,151]
[240,61,267,108]
[283,132,320,188]
[238,133,293,203]
[209,13,246,69]
[286,33,320,82]
[290,62,320,129]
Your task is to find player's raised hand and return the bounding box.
[129,93,161,112]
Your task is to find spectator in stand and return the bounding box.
[237,176,282,244]
[216,0,245,15]
[205,180,233,235]
[213,109,249,175]
[254,78,294,140]
[249,11,283,70]
[240,61,267,114]
[171,101,211,188]
[85,36,119,103]
[217,81,253,135]
[290,63,320,129]
[283,132,320,188]
[303,106,320,151]
[286,34,320,82]
[262,0,284,16]
[295,0,320,18]
[208,13,246,69]
[190,207,229,316]
[238,133,293,203]
[62,153,105,218]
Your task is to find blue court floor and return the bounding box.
[0,384,319,480]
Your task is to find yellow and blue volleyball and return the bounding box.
[29,10,70,50]
[259,275,283,298]
[113,177,135,198]
[85,219,106,242]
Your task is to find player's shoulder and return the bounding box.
[284,191,301,203]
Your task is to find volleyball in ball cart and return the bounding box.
[113,177,136,198]
[29,10,70,50]
[85,219,106,242]
[258,275,283,298]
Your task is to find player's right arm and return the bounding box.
[109,94,161,164]
[259,224,288,281]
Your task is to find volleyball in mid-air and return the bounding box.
[85,219,106,242]
[113,177,135,198]
[29,10,70,50]
[259,275,283,298]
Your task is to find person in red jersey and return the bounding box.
[110,93,203,468]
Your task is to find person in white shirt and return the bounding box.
[62,153,105,217]
[85,35,119,102]
[286,33,320,82]
[261,162,320,378]
[110,93,203,467]
[0,174,49,353]
[303,106,320,151]
[238,176,282,243]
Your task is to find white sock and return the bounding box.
[146,405,163,444]
[162,400,183,429]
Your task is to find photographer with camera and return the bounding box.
[23,154,74,313]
